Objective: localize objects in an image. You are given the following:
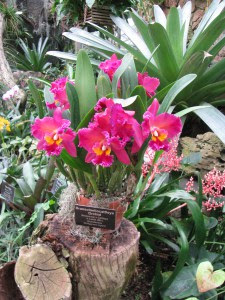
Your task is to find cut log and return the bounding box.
[0,261,24,300]
[29,214,140,300]
[15,244,72,300]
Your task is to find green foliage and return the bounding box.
[59,1,225,143]
[0,2,23,37]
[10,37,51,72]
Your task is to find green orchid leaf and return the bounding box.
[97,75,112,99]
[60,149,92,174]
[75,49,97,118]
[67,82,80,129]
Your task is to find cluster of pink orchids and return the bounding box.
[31,54,182,168]
[32,98,182,167]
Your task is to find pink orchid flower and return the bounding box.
[138,72,160,98]
[93,98,143,151]
[31,108,77,157]
[47,77,74,111]
[78,97,143,167]
[142,99,182,151]
[78,128,130,167]
[99,54,122,82]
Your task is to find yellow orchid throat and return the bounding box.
[151,128,167,142]
[45,133,62,145]
[93,144,111,156]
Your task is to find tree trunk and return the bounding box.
[18,214,140,300]
[0,12,26,109]
[0,261,24,300]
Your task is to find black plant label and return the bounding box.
[75,205,116,230]
[51,179,64,195]
[0,181,15,203]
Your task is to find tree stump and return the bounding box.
[0,261,24,300]
[26,214,140,300]
[15,244,72,300]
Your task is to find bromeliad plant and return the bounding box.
[48,0,225,144]
[31,49,184,216]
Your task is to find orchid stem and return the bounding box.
[87,174,100,198]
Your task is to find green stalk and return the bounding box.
[55,159,70,179]
[108,163,126,194]
[45,156,56,186]
[86,174,100,198]
[75,170,87,191]
[134,150,163,199]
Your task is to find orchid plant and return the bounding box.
[31,50,182,205]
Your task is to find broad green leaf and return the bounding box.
[43,85,54,111]
[97,75,111,99]
[33,203,45,229]
[210,35,225,57]
[183,198,206,248]
[76,108,95,131]
[179,51,213,79]
[60,149,92,174]
[175,105,210,117]
[194,59,225,89]
[130,9,157,65]
[152,261,163,300]
[153,5,167,28]
[28,79,45,118]
[164,264,199,299]
[75,50,97,117]
[23,195,37,210]
[16,178,33,197]
[111,15,151,59]
[162,219,189,291]
[64,30,124,55]
[196,261,225,292]
[156,189,194,200]
[148,22,179,82]
[181,1,192,54]
[188,0,221,48]
[66,82,80,129]
[112,53,133,97]
[153,82,174,103]
[193,102,225,144]
[113,96,137,107]
[87,22,153,68]
[23,161,36,193]
[121,57,138,98]
[46,51,100,66]
[158,74,197,113]
[166,7,183,65]
[141,240,153,255]
[130,85,147,108]
[69,28,124,55]
[186,10,225,60]
[138,217,169,229]
[126,95,145,123]
[190,80,225,104]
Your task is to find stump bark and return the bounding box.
[15,244,72,300]
[0,261,24,300]
[25,214,140,300]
